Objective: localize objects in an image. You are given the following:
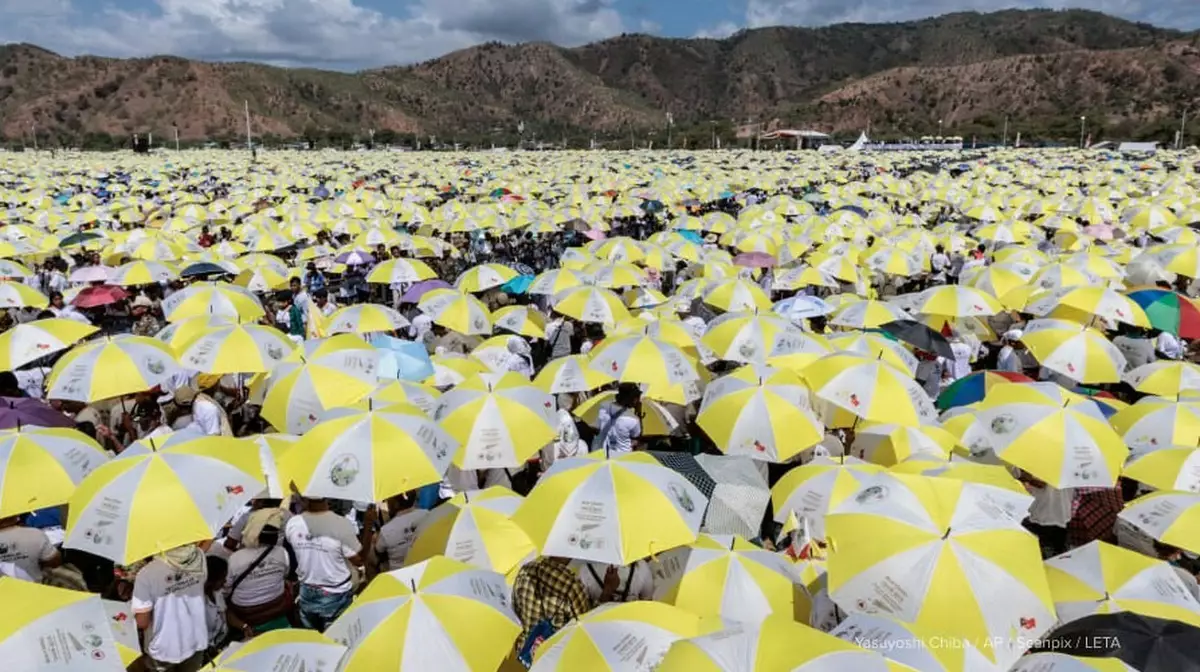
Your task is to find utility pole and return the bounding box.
[174,125,180,151]
[1002,116,1009,148]
[30,122,37,150]
[666,112,674,150]
[245,100,253,151]
[1079,115,1087,149]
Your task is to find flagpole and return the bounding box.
[244,101,252,152]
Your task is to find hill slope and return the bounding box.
[0,9,1197,144]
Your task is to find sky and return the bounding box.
[2,0,1199,70]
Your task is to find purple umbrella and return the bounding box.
[0,397,74,429]
[733,252,778,268]
[336,250,376,265]
[400,279,451,303]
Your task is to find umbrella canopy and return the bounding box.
[1038,612,1200,672]
[877,319,953,358]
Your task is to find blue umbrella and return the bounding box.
[672,230,703,244]
[501,275,535,294]
[773,296,833,320]
[369,334,435,382]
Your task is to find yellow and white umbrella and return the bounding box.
[427,353,490,388]
[0,318,98,371]
[1118,491,1200,555]
[829,613,999,672]
[528,268,590,296]
[1045,540,1200,626]
[658,617,908,671]
[0,281,48,309]
[45,335,180,402]
[108,260,177,286]
[1125,361,1200,397]
[771,460,883,540]
[434,373,557,470]
[283,405,456,502]
[367,258,438,284]
[348,380,442,416]
[0,578,126,672]
[493,305,547,338]
[326,303,411,335]
[552,286,630,325]
[514,453,707,564]
[588,335,700,388]
[419,289,493,335]
[0,426,107,517]
[802,354,937,427]
[1025,286,1149,328]
[697,364,823,462]
[960,402,1126,487]
[533,354,614,394]
[851,423,955,466]
[260,354,380,434]
[654,534,805,623]
[407,486,535,575]
[210,629,347,672]
[175,323,294,374]
[825,473,1055,669]
[325,557,519,672]
[702,312,830,365]
[1110,399,1200,450]
[530,601,706,672]
[161,281,264,323]
[702,279,773,313]
[1019,319,1126,384]
[824,332,919,375]
[829,300,909,329]
[1124,446,1200,492]
[455,263,518,293]
[63,432,263,564]
[910,285,1002,318]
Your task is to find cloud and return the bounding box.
[0,0,627,69]
[745,0,1200,30]
[693,21,741,38]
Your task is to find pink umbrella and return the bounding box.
[584,229,607,241]
[734,252,778,268]
[72,285,128,308]
[1083,224,1116,241]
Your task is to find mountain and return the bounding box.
[1,9,1198,146]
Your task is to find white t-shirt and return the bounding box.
[131,559,208,664]
[1158,331,1183,359]
[0,526,56,583]
[284,512,361,594]
[225,546,290,608]
[577,561,654,603]
[596,403,641,454]
[375,509,429,570]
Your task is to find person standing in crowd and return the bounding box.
[373,491,426,574]
[132,543,209,672]
[284,498,375,632]
[225,510,294,633]
[0,512,61,582]
[593,383,643,454]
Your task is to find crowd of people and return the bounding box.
[1,148,1199,671]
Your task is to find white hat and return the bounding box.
[1003,329,1023,342]
[132,295,153,308]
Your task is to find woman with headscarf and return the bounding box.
[410,314,436,354]
[540,393,587,472]
[505,336,535,378]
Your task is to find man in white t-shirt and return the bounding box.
[132,544,209,672]
[594,383,643,454]
[0,515,60,582]
[284,498,374,632]
[374,492,427,572]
